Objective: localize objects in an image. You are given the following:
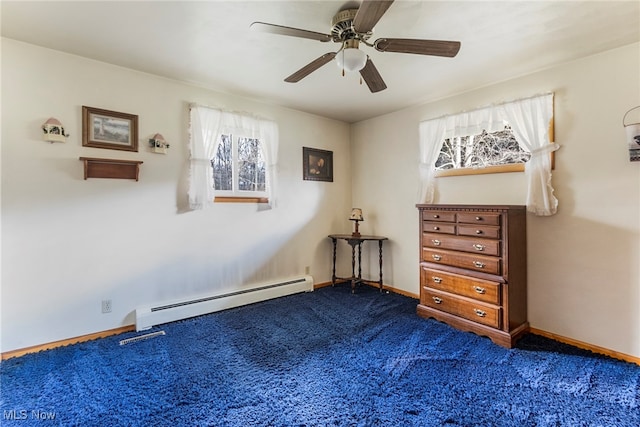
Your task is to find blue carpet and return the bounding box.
[1,285,639,426]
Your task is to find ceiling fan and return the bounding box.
[250,0,461,93]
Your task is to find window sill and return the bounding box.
[435,164,524,178]
[214,196,269,204]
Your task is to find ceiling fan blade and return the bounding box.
[284,52,337,83]
[359,58,387,93]
[374,38,461,57]
[250,22,331,42]
[353,0,395,33]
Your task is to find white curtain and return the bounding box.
[189,105,222,210]
[258,120,279,208]
[417,93,558,216]
[417,118,447,203]
[444,105,506,139]
[499,94,558,216]
[188,105,279,210]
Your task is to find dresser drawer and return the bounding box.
[457,212,501,226]
[421,267,501,305]
[422,248,502,275]
[422,233,501,256]
[457,224,501,239]
[421,288,501,329]
[422,211,456,222]
[422,222,456,234]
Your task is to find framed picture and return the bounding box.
[303,147,333,182]
[82,106,138,152]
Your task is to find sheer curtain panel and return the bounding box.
[417,117,447,204]
[189,106,222,210]
[499,94,558,216]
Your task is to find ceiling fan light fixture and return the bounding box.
[336,40,367,72]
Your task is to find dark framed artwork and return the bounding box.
[82,106,139,152]
[303,147,333,182]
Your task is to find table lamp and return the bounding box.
[350,208,364,237]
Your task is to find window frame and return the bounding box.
[212,133,269,204]
[434,118,555,178]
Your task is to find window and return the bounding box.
[188,105,278,209]
[418,93,558,215]
[212,134,267,201]
[435,126,531,176]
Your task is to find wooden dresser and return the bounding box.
[416,204,528,348]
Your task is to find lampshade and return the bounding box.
[349,208,364,221]
[336,47,367,72]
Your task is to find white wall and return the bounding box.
[351,43,640,358]
[3,38,639,359]
[0,39,353,353]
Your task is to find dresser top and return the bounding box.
[416,204,526,212]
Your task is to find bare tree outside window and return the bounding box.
[238,137,266,192]
[435,126,530,171]
[212,134,233,190]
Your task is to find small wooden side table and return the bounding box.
[328,234,389,294]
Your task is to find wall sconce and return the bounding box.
[41,117,69,143]
[350,208,364,237]
[149,133,170,154]
[623,106,640,162]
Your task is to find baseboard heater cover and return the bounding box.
[135,275,314,331]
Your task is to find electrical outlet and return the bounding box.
[305,266,310,275]
[102,299,112,314]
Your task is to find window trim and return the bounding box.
[215,195,269,203]
[214,196,269,204]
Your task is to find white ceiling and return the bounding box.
[2,1,639,123]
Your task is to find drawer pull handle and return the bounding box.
[432,254,442,261]
[433,226,440,231]
[473,286,486,294]
[475,230,483,235]
[433,214,440,218]
[473,261,485,268]
[475,216,482,221]
[432,239,441,246]
[432,296,443,304]
[474,309,487,317]
[433,276,443,284]
[473,244,485,251]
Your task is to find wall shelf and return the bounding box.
[79,157,143,181]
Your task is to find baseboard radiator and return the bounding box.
[135,275,313,332]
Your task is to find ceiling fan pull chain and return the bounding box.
[360,76,363,85]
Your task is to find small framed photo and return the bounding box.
[82,106,138,152]
[303,147,333,182]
